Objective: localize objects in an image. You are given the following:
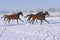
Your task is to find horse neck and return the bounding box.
[42,14,46,17]
[16,14,20,17]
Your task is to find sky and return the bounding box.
[0,0,60,11]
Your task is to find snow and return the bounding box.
[0,12,60,40]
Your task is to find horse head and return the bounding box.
[45,11,50,16]
[17,12,23,16]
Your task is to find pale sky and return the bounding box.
[0,0,60,11]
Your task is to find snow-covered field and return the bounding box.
[0,12,60,40]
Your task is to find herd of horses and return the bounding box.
[1,11,50,25]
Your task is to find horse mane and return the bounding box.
[36,11,43,15]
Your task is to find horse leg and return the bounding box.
[31,16,36,24]
[17,19,18,24]
[40,20,43,25]
[7,18,11,24]
[8,19,10,24]
[4,17,6,21]
[26,17,31,23]
[32,20,34,24]
[4,18,8,23]
[32,19,35,24]
[19,18,24,22]
[1,17,6,21]
[36,19,37,22]
[4,18,9,24]
[30,19,32,23]
[44,19,49,24]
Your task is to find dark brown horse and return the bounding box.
[24,11,43,23]
[31,11,50,25]
[1,12,24,24]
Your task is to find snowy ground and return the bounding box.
[0,12,60,40]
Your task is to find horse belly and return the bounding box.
[37,17,44,20]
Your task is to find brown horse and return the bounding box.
[1,12,24,24]
[24,11,43,23]
[31,11,50,25]
[1,12,17,21]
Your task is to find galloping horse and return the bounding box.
[1,12,24,24]
[24,11,43,23]
[1,12,17,21]
[31,11,50,25]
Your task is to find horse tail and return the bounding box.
[1,16,4,19]
[1,15,6,19]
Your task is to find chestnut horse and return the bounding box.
[31,11,50,25]
[1,12,24,24]
[1,12,17,21]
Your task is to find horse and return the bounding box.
[31,11,50,25]
[1,12,17,21]
[1,12,24,24]
[24,11,43,23]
